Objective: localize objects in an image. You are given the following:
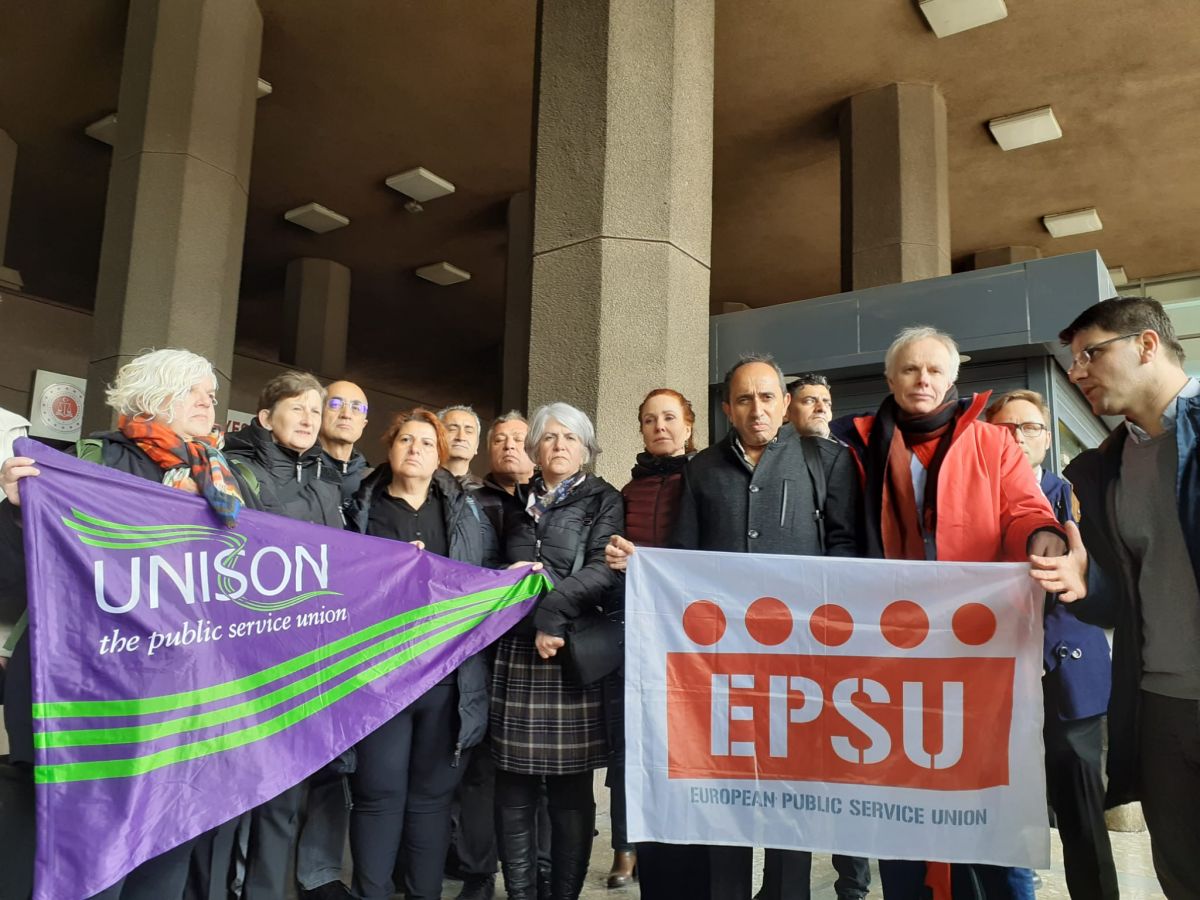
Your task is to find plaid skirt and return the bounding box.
[490,632,609,775]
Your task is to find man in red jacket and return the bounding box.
[831,326,1065,900]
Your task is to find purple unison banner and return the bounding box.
[14,438,548,900]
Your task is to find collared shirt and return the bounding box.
[1126,377,1200,444]
[731,432,778,472]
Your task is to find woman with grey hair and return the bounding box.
[491,402,624,900]
[0,347,260,900]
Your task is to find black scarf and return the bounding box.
[630,450,692,481]
[863,386,961,558]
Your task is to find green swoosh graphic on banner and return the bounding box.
[35,593,526,749]
[62,509,344,613]
[33,573,549,720]
[34,608,503,784]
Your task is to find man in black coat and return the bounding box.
[608,353,862,900]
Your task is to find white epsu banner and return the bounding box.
[625,548,1049,869]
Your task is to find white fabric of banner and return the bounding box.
[624,548,1050,869]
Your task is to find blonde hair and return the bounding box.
[104,349,216,424]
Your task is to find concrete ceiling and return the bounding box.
[2,0,1198,407]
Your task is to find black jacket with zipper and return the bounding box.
[224,421,343,527]
[348,465,491,752]
[503,474,625,638]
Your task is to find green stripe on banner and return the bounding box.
[35,608,499,784]
[35,593,527,749]
[33,572,549,719]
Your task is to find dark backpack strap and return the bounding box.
[801,438,827,550]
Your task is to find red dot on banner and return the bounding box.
[880,600,929,649]
[682,599,726,646]
[745,596,793,646]
[953,602,997,646]
[809,604,854,646]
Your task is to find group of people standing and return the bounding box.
[0,295,1197,900]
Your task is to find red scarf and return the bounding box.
[118,415,244,526]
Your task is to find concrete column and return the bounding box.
[840,83,950,291]
[281,258,351,377]
[973,245,1041,270]
[0,129,22,291]
[501,191,533,415]
[84,0,262,431]
[528,0,713,484]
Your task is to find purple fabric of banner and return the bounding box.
[14,438,546,899]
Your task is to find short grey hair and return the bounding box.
[721,352,788,402]
[884,326,961,384]
[526,402,600,466]
[105,348,217,423]
[438,404,481,430]
[487,409,527,443]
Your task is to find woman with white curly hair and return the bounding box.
[491,402,625,900]
[0,347,259,899]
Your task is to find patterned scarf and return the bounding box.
[118,415,244,527]
[525,471,586,521]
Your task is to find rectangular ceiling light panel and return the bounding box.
[919,0,1008,37]
[284,203,350,233]
[386,167,456,202]
[416,262,471,285]
[1107,266,1128,286]
[256,78,273,98]
[988,106,1062,150]
[1043,208,1102,238]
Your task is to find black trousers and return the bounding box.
[0,761,35,900]
[449,731,498,878]
[636,843,712,900]
[1140,690,1200,898]
[606,763,632,851]
[241,780,305,900]
[350,683,466,900]
[709,845,811,900]
[1043,712,1118,899]
[89,836,197,900]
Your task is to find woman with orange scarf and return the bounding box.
[0,348,258,900]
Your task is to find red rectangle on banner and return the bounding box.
[666,653,1014,790]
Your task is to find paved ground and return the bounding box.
[433,772,1166,899]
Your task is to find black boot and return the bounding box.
[549,805,595,900]
[496,804,538,900]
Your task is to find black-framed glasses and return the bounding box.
[996,421,1047,439]
[327,397,369,415]
[1069,332,1141,370]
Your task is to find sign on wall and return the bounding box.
[28,370,87,441]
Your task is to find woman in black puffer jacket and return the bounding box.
[492,402,624,900]
[222,371,344,900]
[344,408,489,900]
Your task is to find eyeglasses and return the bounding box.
[327,397,369,415]
[1069,332,1141,371]
[996,421,1047,439]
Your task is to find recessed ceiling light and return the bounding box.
[1042,208,1102,238]
[988,106,1062,151]
[386,167,456,202]
[415,262,471,285]
[1108,266,1128,286]
[919,0,1007,38]
[256,78,273,99]
[284,203,349,234]
[85,113,118,146]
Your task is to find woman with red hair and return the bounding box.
[605,388,698,895]
[345,408,489,900]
